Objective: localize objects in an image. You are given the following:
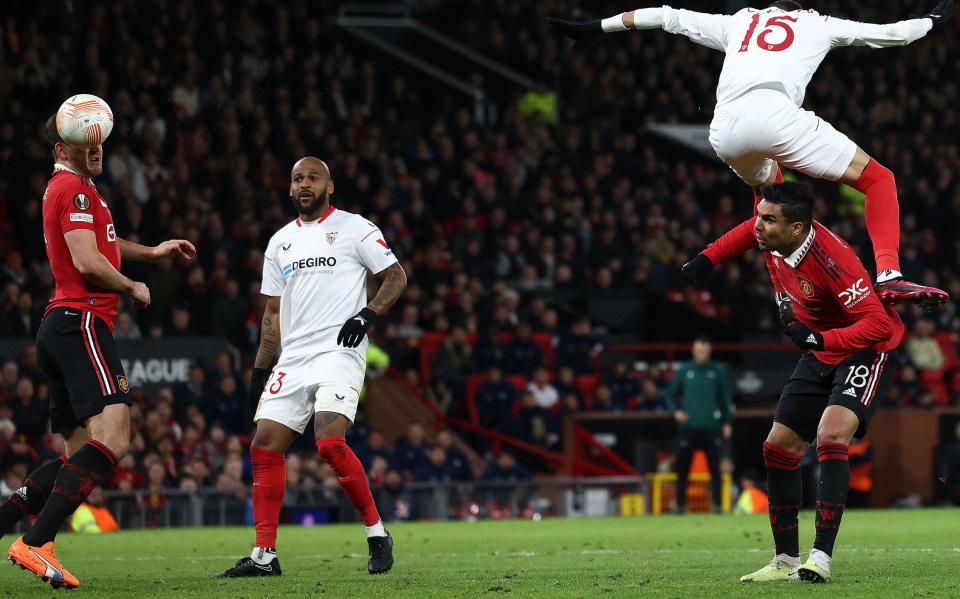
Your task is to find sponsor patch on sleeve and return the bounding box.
[69,213,94,223]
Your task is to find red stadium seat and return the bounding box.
[531,332,555,370]
[575,374,599,410]
[505,375,528,393]
[419,331,446,383]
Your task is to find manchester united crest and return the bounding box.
[326,232,338,245]
[798,276,815,297]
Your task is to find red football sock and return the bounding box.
[852,159,900,273]
[251,446,286,548]
[316,437,381,526]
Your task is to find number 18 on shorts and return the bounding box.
[253,351,366,432]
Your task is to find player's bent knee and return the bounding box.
[816,428,853,445]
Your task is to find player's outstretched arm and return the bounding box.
[547,7,730,51]
[118,237,197,263]
[829,0,955,49]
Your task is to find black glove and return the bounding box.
[681,254,714,287]
[337,307,378,348]
[776,291,797,326]
[784,322,824,351]
[917,0,957,26]
[249,367,270,410]
[546,17,603,47]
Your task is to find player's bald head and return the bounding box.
[291,157,330,180]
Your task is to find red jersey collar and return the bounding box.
[295,204,336,227]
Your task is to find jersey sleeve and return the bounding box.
[55,187,97,233]
[356,221,399,274]
[661,6,731,51]
[816,252,896,352]
[825,16,932,48]
[260,238,286,297]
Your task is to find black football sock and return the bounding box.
[763,441,803,558]
[22,441,117,546]
[0,456,66,537]
[814,441,849,557]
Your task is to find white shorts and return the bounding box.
[709,89,858,187]
[254,350,366,433]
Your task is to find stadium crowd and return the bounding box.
[1,0,959,504]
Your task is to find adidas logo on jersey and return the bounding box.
[14,486,28,501]
[843,387,858,398]
[806,334,818,344]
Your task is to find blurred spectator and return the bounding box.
[607,362,641,407]
[636,379,665,412]
[392,423,431,477]
[432,326,473,395]
[733,469,768,515]
[1,291,40,338]
[509,391,559,452]
[69,487,119,533]
[503,322,542,377]
[907,319,945,373]
[376,469,413,522]
[475,367,517,430]
[555,318,603,375]
[526,367,558,410]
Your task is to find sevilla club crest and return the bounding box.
[326,232,338,245]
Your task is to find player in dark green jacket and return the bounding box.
[665,336,733,513]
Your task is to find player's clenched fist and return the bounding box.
[129,281,151,308]
[337,307,378,348]
[784,322,824,351]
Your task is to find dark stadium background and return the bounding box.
[0,0,959,523]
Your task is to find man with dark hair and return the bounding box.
[664,335,733,514]
[549,1,955,307]
[691,183,903,583]
[4,111,195,589]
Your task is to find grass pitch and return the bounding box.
[0,509,957,597]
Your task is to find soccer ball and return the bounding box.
[56,94,114,147]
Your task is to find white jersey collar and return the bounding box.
[773,225,815,268]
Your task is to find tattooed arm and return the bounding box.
[255,296,282,369]
[367,262,408,316]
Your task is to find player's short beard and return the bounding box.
[291,189,329,217]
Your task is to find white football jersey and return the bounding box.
[658,6,932,107]
[261,206,398,359]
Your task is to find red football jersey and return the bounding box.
[767,221,904,364]
[42,164,121,329]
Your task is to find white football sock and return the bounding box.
[808,548,832,572]
[777,553,801,568]
[250,546,277,565]
[365,520,386,538]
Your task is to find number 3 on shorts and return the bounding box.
[268,371,287,395]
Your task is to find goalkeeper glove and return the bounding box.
[681,254,714,287]
[784,322,824,351]
[916,0,957,26]
[546,17,603,47]
[337,307,378,348]
[776,291,797,326]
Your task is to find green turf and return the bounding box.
[0,509,957,597]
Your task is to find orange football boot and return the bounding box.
[8,536,80,589]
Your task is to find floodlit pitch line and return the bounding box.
[56,547,960,563]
